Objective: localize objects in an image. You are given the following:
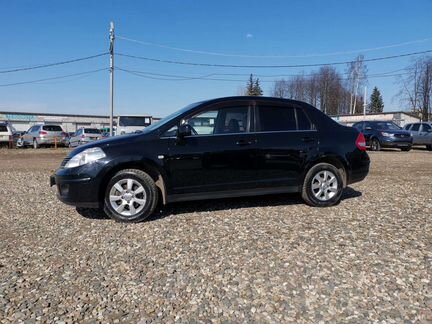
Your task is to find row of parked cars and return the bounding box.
[352,120,432,151]
[0,122,105,148]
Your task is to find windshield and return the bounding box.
[43,125,63,132]
[373,122,401,130]
[141,101,204,134]
[84,128,101,134]
[119,116,151,127]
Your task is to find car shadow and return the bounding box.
[76,186,362,222]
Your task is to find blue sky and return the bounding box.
[1,0,432,117]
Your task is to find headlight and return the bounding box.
[381,132,393,137]
[64,147,106,168]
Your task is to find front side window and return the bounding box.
[411,124,420,131]
[184,106,249,135]
[84,128,101,134]
[404,124,412,130]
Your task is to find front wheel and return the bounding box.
[33,139,39,149]
[301,163,344,207]
[401,147,411,152]
[370,138,381,151]
[104,169,158,223]
[426,145,432,151]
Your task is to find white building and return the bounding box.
[0,111,111,132]
[331,111,420,127]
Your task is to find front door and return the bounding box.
[164,102,257,195]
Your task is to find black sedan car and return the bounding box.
[352,121,413,151]
[51,97,370,222]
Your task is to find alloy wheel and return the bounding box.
[311,170,338,201]
[109,178,147,217]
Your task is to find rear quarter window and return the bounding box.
[0,125,8,132]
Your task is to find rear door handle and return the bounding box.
[236,140,253,146]
[301,137,315,143]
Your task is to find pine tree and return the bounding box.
[253,78,263,96]
[245,74,263,96]
[246,74,255,95]
[368,86,384,113]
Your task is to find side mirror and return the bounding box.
[177,124,193,138]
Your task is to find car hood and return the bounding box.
[378,129,411,136]
[67,133,148,157]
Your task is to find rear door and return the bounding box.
[419,123,432,144]
[254,102,318,189]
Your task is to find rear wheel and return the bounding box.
[401,147,411,152]
[301,163,344,207]
[426,145,432,151]
[33,139,39,149]
[104,169,158,223]
[370,138,381,151]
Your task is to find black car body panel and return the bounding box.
[52,97,370,208]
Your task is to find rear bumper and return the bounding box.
[39,137,68,146]
[347,151,370,185]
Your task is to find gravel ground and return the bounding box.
[0,148,431,323]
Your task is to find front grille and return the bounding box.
[61,157,71,167]
[394,134,409,138]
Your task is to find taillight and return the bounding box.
[39,131,48,135]
[356,132,367,151]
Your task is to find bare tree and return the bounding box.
[396,56,432,120]
[346,55,368,114]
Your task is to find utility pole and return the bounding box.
[109,21,115,137]
[363,86,367,116]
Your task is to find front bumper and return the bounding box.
[50,162,105,208]
[379,137,412,148]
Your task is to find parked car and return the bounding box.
[352,121,412,151]
[403,122,432,150]
[0,122,18,147]
[21,124,68,148]
[51,96,370,223]
[69,128,103,147]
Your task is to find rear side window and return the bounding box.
[43,125,62,132]
[404,124,412,130]
[423,124,431,132]
[258,106,296,131]
[0,125,7,132]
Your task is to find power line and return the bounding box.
[116,49,432,69]
[0,68,107,87]
[0,53,109,74]
[117,66,409,83]
[117,66,408,79]
[117,35,432,58]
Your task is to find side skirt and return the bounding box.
[166,186,300,203]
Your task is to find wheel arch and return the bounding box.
[99,159,168,205]
[303,155,348,188]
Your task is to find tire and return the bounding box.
[426,145,432,151]
[370,138,381,151]
[301,163,344,207]
[103,169,158,223]
[33,139,39,149]
[401,147,411,152]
